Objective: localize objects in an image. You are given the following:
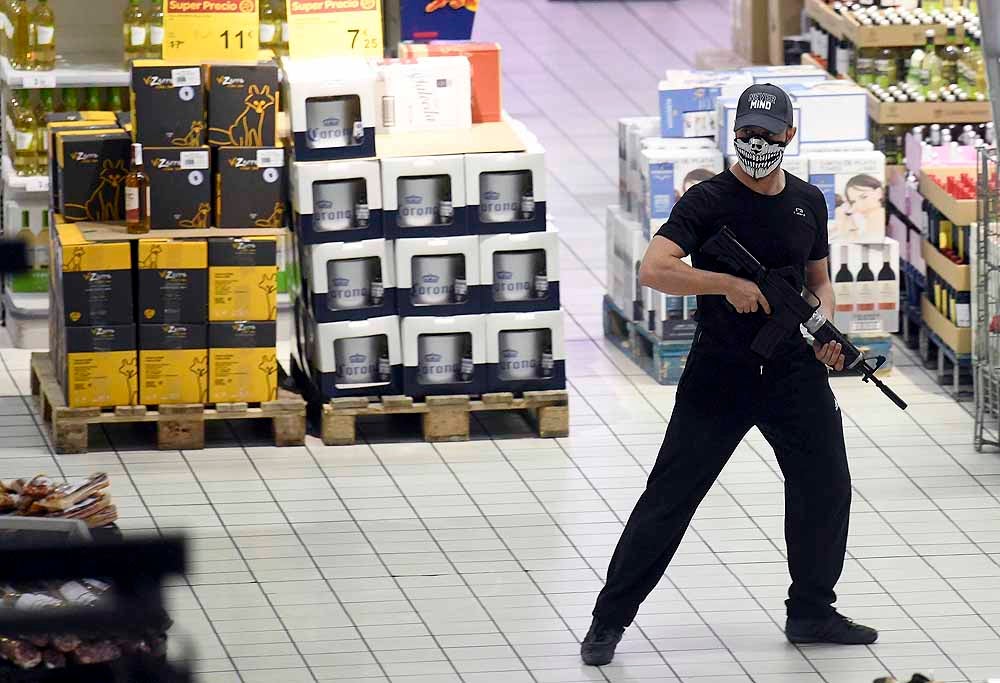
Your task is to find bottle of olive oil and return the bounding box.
[28,0,54,70]
[33,87,52,175]
[9,0,29,69]
[12,89,38,176]
[147,0,163,59]
[123,0,147,67]
[259,0,279,52]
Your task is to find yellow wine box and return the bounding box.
[138,323,209,405]
[64,324,138,408]
[137,238,208,323]
[208,321,278,404]
[208,237,278,321]
[54,224,133,326]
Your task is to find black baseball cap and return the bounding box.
[734,83,794,135]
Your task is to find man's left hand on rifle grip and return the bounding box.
[813,341,845,371]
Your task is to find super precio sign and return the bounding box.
[164,0,259,61]
[285,0,383,57]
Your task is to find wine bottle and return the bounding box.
[125,143,151,234]
[856,247,876,313]
[834,244,854,316]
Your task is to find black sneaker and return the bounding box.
[785,612,878,645]
[580,617,625,666]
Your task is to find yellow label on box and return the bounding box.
[209,347,277,403]
[140,349,209,405]
[208,265,278,321]
[285,0,383,58]
[164,0,260,63]
[67,351,138,408]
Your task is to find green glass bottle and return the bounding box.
[85,87,102,111]
[108,87,124,112]
[61,87,79,113]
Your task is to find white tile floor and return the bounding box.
[1,0,999,681]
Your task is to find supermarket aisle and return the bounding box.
[0,0,999,682]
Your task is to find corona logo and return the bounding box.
[404,195,423,205]
[483,191,500,201]
[349,354,367,364]
[424,353,442,363]
[421,274,440,284]
[502,349,518,359]
[333,277,350,287]
[316,200,334,209]
[496,271,513,280]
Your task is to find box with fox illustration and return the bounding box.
[208,321,278,404]
[138,323,209,405]
[215,146,287,229]
[144,147,212,229]
[131,61,207,148]
[206,63,280,148]
[56,131,132,223]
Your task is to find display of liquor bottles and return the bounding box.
[147,0,163,59]
[939,22,961,85]
[108,87,124,112]
[28,0,53,70]
[9,0,28,69]
[920,29,943,92]
[123,0,147,66]
[259,0,279,51]
[32,87,52,174]
[876,45,898,88]
[125,143,151,235]
[60,86,78,112]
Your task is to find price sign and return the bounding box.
[164,0,260,63]
[286,0,383,59]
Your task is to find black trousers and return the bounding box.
[593,330,851,627]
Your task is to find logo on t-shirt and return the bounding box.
[793,207,806,217]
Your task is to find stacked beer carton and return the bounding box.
[285,54,566,402]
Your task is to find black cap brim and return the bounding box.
[733,112,788,135]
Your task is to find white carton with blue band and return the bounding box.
[302,238,397,323]
[479,230,560,314]
[619,116,660,209]
[486,311,566,394]
[290,158,383,245]
[308,313,403,399]
[465,144,546,235]
[402,314,487,399]
[394,236,483,317]
[381,155,467,239]
[657,72,751,138]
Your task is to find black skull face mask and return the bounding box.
[734,135,786,180]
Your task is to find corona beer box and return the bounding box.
[302,238,396,323]
[56,130,132,223]
[137,238,208,324]
[53,224,133,326]
[205,63,280,148]
[131,61,207,148]
[381,155,468,239]
[216,146,287,229]
[208,237,278,322]
[144,147,212,229]
[208,320,278,404]
[138,323,209,405]
[485,310,566,394]
[307,314,404,399]
[479,229,560,314]
[47,122,122,213]
[464,144,546,235]
[394,235,482,317]
[289,157,383,244]
[401,314,487,399]
[64,325,138,408]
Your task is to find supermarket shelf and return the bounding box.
[805,0,844,40]
[806,0,961,47]
[1,155,49,193]
[1,56,130,89]
[918,169,977,226]
[867,92,992,125]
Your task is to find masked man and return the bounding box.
[581,84,877,666]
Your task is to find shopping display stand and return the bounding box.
[602,295,692,386]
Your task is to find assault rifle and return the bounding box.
[702,227,907,410]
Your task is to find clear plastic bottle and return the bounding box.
[122,0,147,67]
[28,0,54,70]
[147,0,163,59]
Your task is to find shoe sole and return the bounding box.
[786,634,877,645]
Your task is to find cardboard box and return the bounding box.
[618,116,660,210]
[808,151,886,243]
[131,61,207,147]
[464,145,546,235]
[302,238,396,323]
[281,56,377,162]
[206,63,280,147]
[867,92,991,125]
[921,296,971,354]
[479,230,560,314]
[381,154,467,239]
[145,147,212,229]
[828,237,899,335]
[401,314,486,398]
[637,146,724,240]
[216,146,287,229]
[786,81,868,144]
[921,239,970,291]
[137,238,208,324]
[309,314,403,399]
[56,131,132,222]
[54,223,133,326]
[398,41,502,123]
[138,323,209,405]
[743,64,828,86]
[375,56,472,133]
[290,158,383,244]
[485,310,565,393]
[208,321,278,403]
[395,235,482,317]
[208,237,278,321]
[64,324,138,408]
[47,122,122,212]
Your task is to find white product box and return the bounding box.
[618,116,660,209]
[630,136,716,218]
[744,64,829,87]
[309,314,403,398]
[808,151,886,243]
[290,158,383,244]
[786,82,868,144]
[655,288,698,341]
[302,238,396,323]
[282,56,377,162]
[800,141,875,154]
[715,96,802,157]
[465,145,546,234]
[375,56,472,133]
[607,205,650,320]
[486,310,566,392]
[395,235,483,317]
[401,314,487,397]
[658,71,752,138]
[380,154,467,239]
[479,230,560,313]
[638,146,724,241]
[828,237,900,334]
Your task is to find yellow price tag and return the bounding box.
[286,0,384,59]
[164,0,260,63]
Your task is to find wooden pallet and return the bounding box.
[322,391,569,446]
[30,352,306,454]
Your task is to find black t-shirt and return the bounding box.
[655,168,829,355]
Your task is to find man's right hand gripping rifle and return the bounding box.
[702,227,907,411]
